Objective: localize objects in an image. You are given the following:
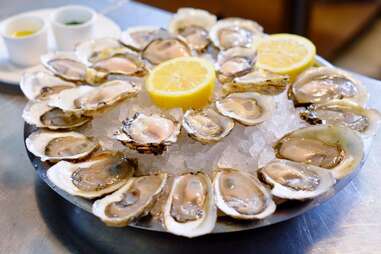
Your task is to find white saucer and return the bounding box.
[0,8,121,86]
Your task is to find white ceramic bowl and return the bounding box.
[51,5,96,51]
[0,15,48,66]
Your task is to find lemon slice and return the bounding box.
[146,57,216,109]
[256,34,316,78]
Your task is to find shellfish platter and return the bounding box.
[22,8,380,238]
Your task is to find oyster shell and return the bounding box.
[215,92,274,125]
[169,8,216,52]
[120,26,166,51]
[41,52,107,84]
[182,108,234,144]
[223,68,289,95]
[75,37,126,65]
[273,125,364,179]
[92,173,167,227]
[214,168,275,219]
[22,101,91,130]
[20,70,76,101]
[26,130,99,161]
[114,112,181,155]
[47,151,136,198]
[163,172,217,238]
[48,80,140,114]
[142,32,192,65]
[258,159,336,200]
[300,100,381,136]
[216,47,257,83]
[291,67,369,106]
[209,18,264,50]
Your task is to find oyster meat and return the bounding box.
[22,101,91,130]
[163,172,216,237]
[291,67,369,106]
[223,68,289,95]
[120,26,166,51]
[114,112,181,155]
[258,159,335,200]
[169,8,216,52]
[142,32,192,65]
[213,168,275,219]
[215,92,274,125]
[216,47,257,83]
[274,125,364,179]
[209,18,264,50]
[49,80,140,114]
[47,151,136,198]
[299,99,381,136]
[20,70,76,101]
[92,173,167,227]
[182,108,234,144]
[26,130,99,161]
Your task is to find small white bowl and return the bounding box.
[0,15,48,66]
[51,5,96,51]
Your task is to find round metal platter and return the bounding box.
[23,56,371,234]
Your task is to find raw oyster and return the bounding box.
[22,101,91,130]
[291,67,369,106]
[47,151,136,198]
[75,37,125,65]
[216,47,257,83]
[91,49,147,77]
[223,68,289,95]
[213,168,275,219]
[258,159,336,200]
[209,18,264,50]
[26,130,99,161]
[182,108,234,144]
[300,100,381,136]
[215,92,274,125]
[142,32,192,65]
[92,173,167,227]
[48,80,140,114]
[169,8,216,52]
[20,70,76,101]
[41,52,107,84]
[273,125,364,179]
[163,172,216,238]
[120,26,166,51]
[114,112,181,155]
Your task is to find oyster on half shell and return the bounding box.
[163,172,217,238]
[209,18,264,50]
[216,47,257,83]
[114,112,181,155]
[120,26,166,51]
[273,125,363,179]
[26,130,99,161]
[215,92,274,126]
[92,173,167,227]
[213,168,275,220]
[169,8,216,52]
[47,151,136,198]
[182,108,234,144]
[223,68,290,95]
[20,70,76,101]
[291,67,369,106]
[258,159,336,200]
[22,101,91,130]
[299,99,381,137]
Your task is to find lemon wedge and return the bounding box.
[146,57,216,109]
[256,34,316,78]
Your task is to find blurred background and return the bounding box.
[136,0,381,79]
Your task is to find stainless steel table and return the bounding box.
[0,1,380,253]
